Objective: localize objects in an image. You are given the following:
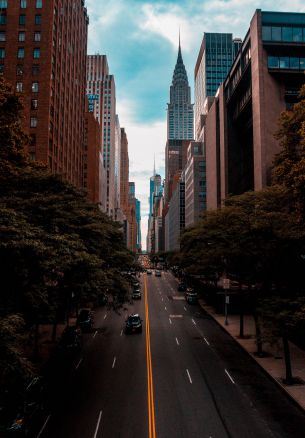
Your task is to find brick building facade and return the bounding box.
[0,0,89,187]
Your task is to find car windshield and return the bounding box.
[128,316,140,323]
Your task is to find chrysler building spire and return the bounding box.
[167,36,194,140]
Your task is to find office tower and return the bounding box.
[204,10,305,210]
[194,33,242,139]
[84,110,101,204]
[136,199,141,252]
[0,0,89,187]
[167,38,194,140]
[184,142,206,227]
[127,182,137,252]
[114,114,122,220]
[164,175,185,251]
[87,55,116,218]
[120,128,129,213]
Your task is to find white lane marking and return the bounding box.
[169,314,183,318]
[112,356,116,369]
[204,337,210,346]
[120,329,123,336]
[36,415,51,438]
[161,298,164,302]
[192,318,196,325]
[186,369,193,384]
[93,330,98,338]
[104,314,107,320]
[225,369,235,384]
[175,337,180,346]
[75,358,83,370]
[169,318,172,325]
[93,410,103,438]
[165,306,167,311]
[184,306,187,311]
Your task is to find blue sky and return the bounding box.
[86,0,305,248]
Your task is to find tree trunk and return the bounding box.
[282,334,293,384]
[239,288,244,338]
[33,323,40,360]
[51,321,57,342]
[253,312,263,356]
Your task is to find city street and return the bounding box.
[39,272,305,438]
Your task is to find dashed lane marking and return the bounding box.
[225,369,235,384]
[186,369,193,384]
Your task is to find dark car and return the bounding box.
[155,270,161,277]
[125,314,142,334]
[59,326,81,352]
[77,309,94,332]
[132,289,141,300]
[146,269,152,275]
[185,289,198,304]
[178,282,187,292]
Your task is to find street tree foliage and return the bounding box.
[0,78,134,389]
[273,84,305,219]
[180,86,305,372]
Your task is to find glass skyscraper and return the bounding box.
[167,40,194,140]
[194,33,242,138]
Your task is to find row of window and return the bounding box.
[0,13,41,25]
[2,64,40,75]
[16,81,39,92]
[262,25,305,43]
[0,0,42,8]
[0,47,40,58]
[0,31,41,41]
[268,56,305,70]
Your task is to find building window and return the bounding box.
[282,27,293,42]
[268,56,279,69]
[31,82,38,92]
[29,152,36,161]
[20,0,27,7]
[30,133,36,145]
[290,57,300,69]
[293,27,303,42]
[32,64,40,75]
[279,57,290,69]
[31,99,38,109]
[18,31,25,41]
[0,64,4,74]
[19,14,26,25]
[36,0,42,7]
[0,14,7,24]
[16,82,23,92]
[0,47,4,58]
[33,48,40,58]
[0,0,7,8]
[17,47,24,58]
[16,64,24,75]
[0,31,5,41]
[30,117,38,128]
[34,14,41,25]
[34,31,41,41]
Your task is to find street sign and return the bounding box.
[225,295,230,304]
[223,278,230,289]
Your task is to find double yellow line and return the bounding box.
[144,274,157,438]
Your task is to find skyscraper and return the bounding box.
[1,0,89,187]
[194,33,242,139]
[86,56,117,218]
[167,37,194,140]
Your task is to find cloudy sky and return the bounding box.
[86,0,305,249]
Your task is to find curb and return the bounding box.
[198,299,305,415]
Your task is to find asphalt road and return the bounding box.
[38,271,305,438]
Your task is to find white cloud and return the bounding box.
[140,4,196,52]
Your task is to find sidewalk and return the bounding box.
[199,299,305,411]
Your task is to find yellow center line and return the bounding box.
[144,274,157,438]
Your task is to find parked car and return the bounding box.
[77,309,94,332]
[178,282,187,292]
[185,289,198,304]
[155,270,161,277]
[146,270,152,275]
[59,326,81,352]
[132,290,141,300]
[124,314,143,334]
